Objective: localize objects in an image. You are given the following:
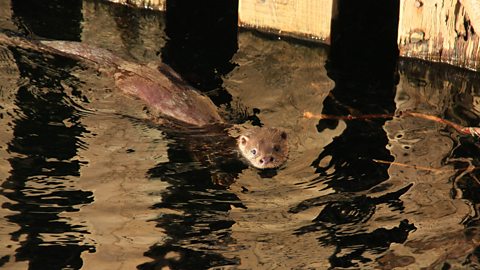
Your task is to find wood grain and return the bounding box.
[238,0,333,43]
[398,0,480,70]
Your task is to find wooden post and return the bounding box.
[398,0,480,70]
[238,0,334,43]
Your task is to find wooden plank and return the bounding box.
[108,0,165,10]
[238,0,334,43]
[398,0,480,70]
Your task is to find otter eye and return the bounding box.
[251,149,257,155]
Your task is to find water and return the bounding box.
[1,0,480,269]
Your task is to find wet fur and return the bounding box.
[238,127,288,169]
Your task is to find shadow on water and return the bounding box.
[138,127,247,269]
[161,0,239,106]
[292,0,416,268]
[314,0,399,192]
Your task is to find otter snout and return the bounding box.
[259,156,276,166]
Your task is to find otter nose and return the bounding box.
[259,156,275,165]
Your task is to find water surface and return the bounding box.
[1,1,480,269]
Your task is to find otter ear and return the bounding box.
[280,131,287,140]
[239,135,249,145]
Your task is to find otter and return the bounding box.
[0,32,288,170]
[238,127,288,169]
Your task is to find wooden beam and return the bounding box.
[238,0,334,43]
[398,0,480,70]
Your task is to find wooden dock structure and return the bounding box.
[109,0,480,71]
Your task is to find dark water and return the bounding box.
[1,0,480,269]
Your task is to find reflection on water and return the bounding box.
[0,2,94,267]
[139,127,246,269]
[384,60,480,269]
[1,44,94,268]
[1,0,480,269]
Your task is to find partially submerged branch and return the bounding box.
[373,159,453,174]
[303,111,480,137]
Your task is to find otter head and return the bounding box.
[237,127,288,169]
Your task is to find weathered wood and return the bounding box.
[0,0,16,31]
[109,0,165,10]
[398,0,480,70]
[238,0,334,43]
[102,0,480,71]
